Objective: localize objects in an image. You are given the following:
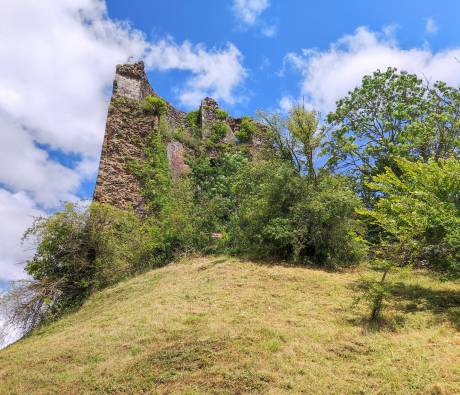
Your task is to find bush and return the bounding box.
[229,160,366,266]
[142,96,167,117]
[235,116,256,143]
[186,109,202,138]
[215,108,228,120]
[2,202,149,333]
[209,122,229,144]
[127,130,172,214]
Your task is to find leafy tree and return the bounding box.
[358,158,460,321]
[404,81,460,161]
[288,106,324,183]
[190,151,248,240]
[325,67,460,202]
[324,68,426,195]
[361,157,460,276]
[257,111,303,172]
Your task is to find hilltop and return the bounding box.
[1,256,459,394]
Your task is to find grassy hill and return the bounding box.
[0,256,459,394]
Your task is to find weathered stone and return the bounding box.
[166,141,189,181]
[113,61,154,101]
[93,61,260,215]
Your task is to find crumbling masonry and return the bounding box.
[93,61,247,213]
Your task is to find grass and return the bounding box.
[0,256,459,394]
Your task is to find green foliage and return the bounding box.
[20,202,148,324]
[186,108,202,138]
[357,260,394,322]
[229,160,367,266]
[142,96,168,117]
[127,131,172,214]
[215,108,229,120]
[209,121,229,144]
[189,151,248,247]
[257,108,325,178]
[235,116,257,143]
[404,81,460,161]
[288,106,324,182]
[360,157,460,277]
[325,68,426,177]
[324,67,460,203]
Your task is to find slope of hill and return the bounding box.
[0,256,459,394]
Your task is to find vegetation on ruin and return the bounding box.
[235,115,257,142]
[142,95,167,118]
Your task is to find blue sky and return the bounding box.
[107,0,460,116]
[2,0,460,285]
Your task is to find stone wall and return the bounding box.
[93,61,257,214]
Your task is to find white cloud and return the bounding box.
[145,40,247,107]
[232,0,270,25]
[284,26,460,114]
[425,18,438,34]
[0,190,44,281]
[0,0,248,288]
[261,23,278,38]
[278,95,295,113]
[232,0,276,38]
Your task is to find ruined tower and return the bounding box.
[93,61,186,213]
[93,61,252,214]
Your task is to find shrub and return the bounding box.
[216,108,229,120]
[229,160,366,266]
[142,96,167,117]
[209,121,229,144]
[3,202,149,333]
[186,109,202,138]
[127,130,172,214]
[235,116,256,143]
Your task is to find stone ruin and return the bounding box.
[93,61,250,214]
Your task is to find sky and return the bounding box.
[1,0,460,287]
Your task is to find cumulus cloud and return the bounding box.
[0,0,150,282]
[278,95,295,113]
[283,27,460,114]
[232,0,270,25]
[0,190,44,281]
[146,40,247,107]
[425,18,438,34]
[0,0,247,284]
[232,0,276,38]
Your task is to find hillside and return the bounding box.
[1,256,459,394]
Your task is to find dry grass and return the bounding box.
[0,256,459,394]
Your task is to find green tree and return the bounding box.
[325,68,426,196]
[229,159,366,266]
[404,81,460,161]
[325,67,460,202]
[288,106,324,183]
[358,158,460,321]
[360,157,460,275]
